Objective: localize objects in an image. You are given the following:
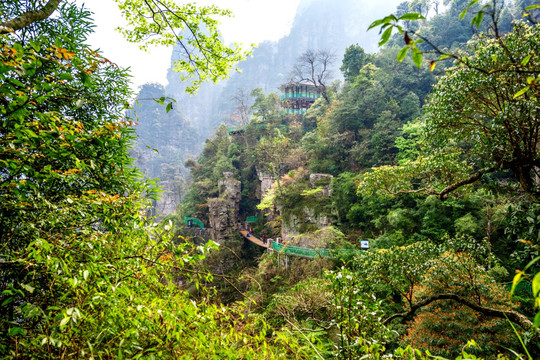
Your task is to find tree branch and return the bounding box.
[383,293,539,339]
[0,0,63,34]
[438,164,500,200]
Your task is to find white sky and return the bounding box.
[79,0,302,90]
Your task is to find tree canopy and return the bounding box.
[362,1,540,200]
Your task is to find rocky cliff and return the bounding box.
[208,172,242,242]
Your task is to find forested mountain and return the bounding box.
[1,0,539,359]
[134,0,404,214]
[164,0,404,136]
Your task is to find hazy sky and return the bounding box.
[79,0,302,90]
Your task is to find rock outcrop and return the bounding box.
[258,172,275,200]
[281,173,333,243]
[309,173,333,197]
[208,172,241,242]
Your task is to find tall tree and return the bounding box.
[293,49,336,104]
[363,1,540,200]
[340,44,374,82]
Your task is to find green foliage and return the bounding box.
[327,267,393,358]
[256,133,293,187]
[265,277,333,328]
[367,0,540,200]
[395,120,425,164]
[302,45,434,174]
[173,2,540,358]
[512,242,540,331]
[340,44,375,82]
[181,124,238,219]
[272,171,333,232]
[358,151,475,200]
[113,0,250,94]
[250,88,282,124]
[424,22,540,198]
[454,212,482,236]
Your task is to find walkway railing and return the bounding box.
[239,230,363,259]
[183,217,205,228]
[270,241,361,259]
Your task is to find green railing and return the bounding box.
[281,92,320,100]
[284,108,307,115]
[228,126,244,132]
[184,216,204,228]
[270,242,361,259]
[246,216,259,223]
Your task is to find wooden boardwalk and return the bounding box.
[239,230,269,248]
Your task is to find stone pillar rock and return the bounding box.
[208,172,241,242]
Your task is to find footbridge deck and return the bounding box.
[240,230,362,259]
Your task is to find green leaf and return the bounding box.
[24,129,38,138]
[368,18,388,30]
[533,272,540,297]
[524,5,540,10]
[30,41,40,52]
[60,317,70,327]
[20,283,35,294]
[513,86,530,99]
[397,47,409,62]
[2,297,15,307]
[511,271,524,294]
[80,71,92,87]
[9,78,25,87]
[166,102,173,113]
[368,15,397,30]
[459,8,468,20]
[59,73,73,81]
[521,54,532,66]
[534,312,540,327]
[8,327,26,336]
[398,12,425,21]
[412,48,423,68]
[379,27,393,47]
[472,11,484,28]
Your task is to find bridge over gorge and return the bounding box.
[239,230,363,259]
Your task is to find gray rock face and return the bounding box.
[281,208,330,243]
[258,172,275,200]
[208,172,241,242]
[309,173,333,197]
[281,173,333,243]
[154,180,179,216]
